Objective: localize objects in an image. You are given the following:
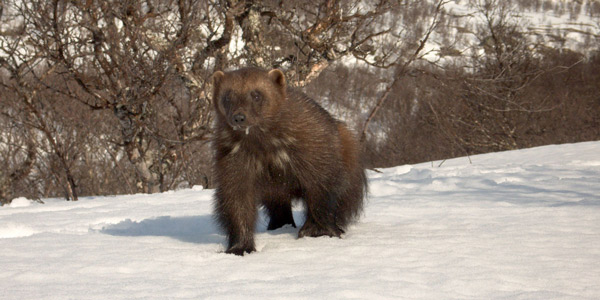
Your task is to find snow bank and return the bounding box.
[6,197,35,208]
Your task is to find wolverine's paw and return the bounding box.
[298,220,344,238]
[225,244,256,256]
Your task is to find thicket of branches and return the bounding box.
[1,0,599,204]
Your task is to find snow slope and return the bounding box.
[1,141,599,299]
[423,0,600,64]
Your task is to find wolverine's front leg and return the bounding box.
[214,183,258,256]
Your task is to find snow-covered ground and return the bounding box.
[424,0,600,63]
[1,141,599,299]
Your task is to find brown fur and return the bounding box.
[211,67,367,255]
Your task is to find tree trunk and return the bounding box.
[126,143,161,194]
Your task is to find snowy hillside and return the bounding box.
[416,0,600,64]
[1,141,599,299]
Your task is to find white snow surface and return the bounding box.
[1,141,599,299]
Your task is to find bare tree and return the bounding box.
[1,2,82,200]
[0,118,37,205]
[256,0,397,86]
[359,0,449,143]
[449,0,553,151]
[16,0,216,193]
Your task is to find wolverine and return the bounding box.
[211,67,367,255]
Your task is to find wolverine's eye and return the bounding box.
[250,90,262,102]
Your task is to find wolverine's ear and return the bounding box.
[212,71,225,87]
[211,71,225,109]
[268,69,286,88]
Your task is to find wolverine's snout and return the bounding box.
[232,113,246,126]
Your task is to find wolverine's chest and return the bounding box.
[225,137,300,178]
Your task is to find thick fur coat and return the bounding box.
[212,67,367,255]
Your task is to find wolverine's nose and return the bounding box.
[233,113,246,125]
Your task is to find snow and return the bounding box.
[6,197,34,208]
[423,0,600,64]
[1,141,600,299]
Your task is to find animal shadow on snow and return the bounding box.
[100,211,306,244]
[100,215,222,244]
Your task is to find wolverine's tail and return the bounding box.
[335,122,368,227]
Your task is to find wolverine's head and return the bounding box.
[212,67,287,133]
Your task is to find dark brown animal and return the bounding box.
[211,67,367,255]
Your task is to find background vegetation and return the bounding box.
[1,0,599,204]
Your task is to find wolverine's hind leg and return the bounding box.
[298,190,344,238]
[263,193,296,230]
